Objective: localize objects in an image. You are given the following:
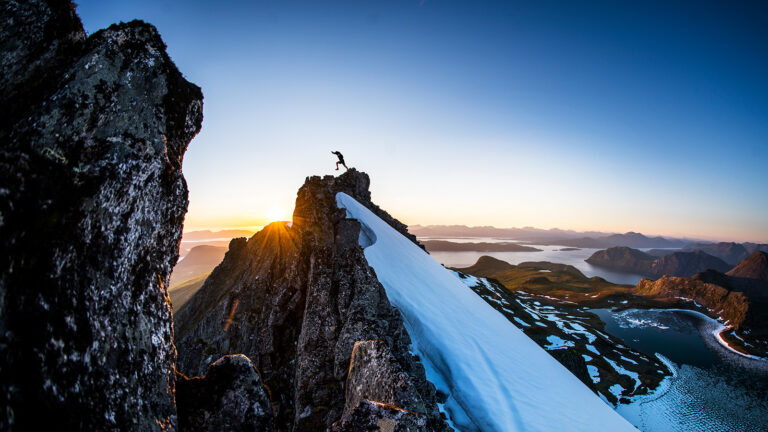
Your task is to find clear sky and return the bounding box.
[76,0,767,242]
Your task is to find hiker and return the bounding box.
[331,151,348,171]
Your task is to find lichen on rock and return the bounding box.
[176,354,274,432]
[0,1,202,429]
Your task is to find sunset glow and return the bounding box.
[77,1,768,243]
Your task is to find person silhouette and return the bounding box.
[331,151,348,171]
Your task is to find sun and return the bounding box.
[266,206,288,223]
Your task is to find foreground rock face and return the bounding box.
[0,1,202,429]
[177,355,274,431]
[329,399,428,432]
[175,169,447,431]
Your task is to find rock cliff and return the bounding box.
[1,1,202,429]
[175,169,448,431]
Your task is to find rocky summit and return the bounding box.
[1,1,202,430]
[175,169,448,431]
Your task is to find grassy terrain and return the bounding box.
[455,256,633,303]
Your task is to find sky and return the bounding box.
[76,0,768,242]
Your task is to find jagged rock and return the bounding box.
[175,169,448,431]
[176,355,274,432]
[0,1,202,429]
[343,340,433,417]
[330,400,428,432]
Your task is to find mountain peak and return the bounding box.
[726,251,768,281]
[296,169,422,249]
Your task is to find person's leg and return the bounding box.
[335,161,340,170]
[342,163,348,170]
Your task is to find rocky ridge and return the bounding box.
[175,169,448,431]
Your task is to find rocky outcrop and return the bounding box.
[343,340,439,419]
[330,400,428,432]
[587,247,731,278]
[727,251,768,281]
[0,1,202,430]
[176,355,274,432]
[175,169,448,431]
[634,276,749,327]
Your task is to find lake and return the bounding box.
[592,308,768,431]
[421,237,647,285]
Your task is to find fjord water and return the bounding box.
[422,238,647,285]
[593,308,768,431]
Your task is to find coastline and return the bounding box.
[647,308,767,362]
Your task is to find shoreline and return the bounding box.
[644,308,767,363]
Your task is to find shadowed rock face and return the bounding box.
[177,355,275,432]
[0,1,202,429]
[175,169,448,431]
[329,399,428,432]
[727,251,768,281]
[587,247,731,278]
[650,251,731,277]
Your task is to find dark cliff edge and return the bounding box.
[175,169,449,431]
[1,1,202,430]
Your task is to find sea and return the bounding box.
[421,237,655,285]
[594,308,768,432]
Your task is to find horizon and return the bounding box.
[181,222,762,244]
[76,0,768,243]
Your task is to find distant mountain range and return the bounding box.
[181,229,256,241]
[421,240,541,252]
[409,225,611,242]
[644,242,768,266]
[544,232,691,249]
[410,226,698,249]
[683,242,768,266]
[586,247,731,278]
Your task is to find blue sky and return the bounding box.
[76,0,767,241]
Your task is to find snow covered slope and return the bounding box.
[336,192,636,432]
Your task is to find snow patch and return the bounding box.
[337,192,635,431]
